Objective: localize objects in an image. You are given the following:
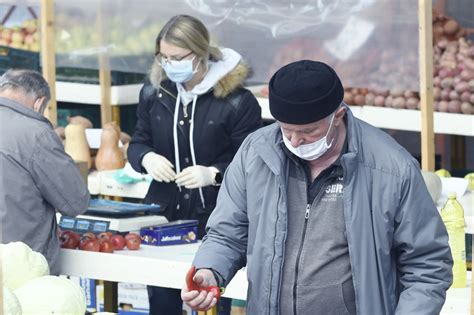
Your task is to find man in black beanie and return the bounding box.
[183,60,452,315]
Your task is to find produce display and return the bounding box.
[1,242,86,315]
[344,13,474,115]
[59,230,141,252]
[0,19,39,51]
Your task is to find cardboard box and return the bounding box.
[140,220,198,246]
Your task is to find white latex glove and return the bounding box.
[141,152,176,183]
[175,166,218,189]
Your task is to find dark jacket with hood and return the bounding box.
[128,49,262,237]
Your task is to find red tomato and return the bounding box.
[98,232,113,240]
[111,234,126,250]
[79,239,100,252]
[125,233,141,250]
[59,231,80,249]
[99,239,114,253]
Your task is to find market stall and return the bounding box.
[0,0,472,314]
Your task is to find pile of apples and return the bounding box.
[59,230,141,253]
[0,19,40,51]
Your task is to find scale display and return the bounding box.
[59,217,110,234]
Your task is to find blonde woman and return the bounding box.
[128,15,262,314]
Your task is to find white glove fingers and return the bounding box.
[159,156,175,169]
[175,173,195,185]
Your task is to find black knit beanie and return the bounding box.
[269,60,344,124]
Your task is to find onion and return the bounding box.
[433,87,442,101]
[344,92,354,105]
[440,77,454,89]
[372,88,389,97]
[469,79,474,92]
[438,68,455,79]
[455,82,470,93]
[437,39,448,49]
[461,102,473,114]
[448,100,461,113]
[384,96,393,107]
[441,89,451,101]
[433,25,445,38]
[443,20,459,36]
[403,90,416,98]
[392,97,406,109]
[470,93,474,103]
[438,101,449,112]
[354,94,366,106]
[365,93,375,106]
[460,70,473,81]
[374,95,385,107]
[433,76,441,86]
[406,97,419,109]
[449,90,460,100]
[460,91,471,102]
[390,89,404,97]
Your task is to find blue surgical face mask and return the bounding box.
[161,56,199,83]
[282,113,336,161]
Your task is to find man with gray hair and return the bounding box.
[0,69,90,275]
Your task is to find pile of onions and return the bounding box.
[344,15,473,115]
[433,36,474,114]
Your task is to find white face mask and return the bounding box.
[282,113,336,161]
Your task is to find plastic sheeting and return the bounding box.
[11,0,421,90]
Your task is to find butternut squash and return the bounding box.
[95,123,125,171]
[64,124,92,169]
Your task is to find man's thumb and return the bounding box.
[193,273,207,287]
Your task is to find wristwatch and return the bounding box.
[214,171,223,185]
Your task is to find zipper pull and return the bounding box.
[304,204,310,220]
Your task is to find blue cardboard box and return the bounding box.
[140,220,198,246]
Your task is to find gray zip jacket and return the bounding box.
[193,108,453,315]
[0,97,90,275]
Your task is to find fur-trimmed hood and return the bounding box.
[149,48,250,99]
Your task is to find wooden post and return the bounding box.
[418,0,435,171]
[99,66,112,126]
[40,0,57,125]
[97,4,112,127]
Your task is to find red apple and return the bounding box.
[59,230,80,249]
[125,233,141,250]
[99,239,114,253]
[111,234,126,250]
[79,239,100,251]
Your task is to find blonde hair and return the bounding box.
[154,15,222,81]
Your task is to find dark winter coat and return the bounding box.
[128,61,262,237]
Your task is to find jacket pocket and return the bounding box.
[296,280,355,315]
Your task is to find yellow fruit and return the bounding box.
[464,173,474,191]
[435,169,452,178]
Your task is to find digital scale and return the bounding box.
[58,199,168,234]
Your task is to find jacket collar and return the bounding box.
[0,96,51,126]
[254,107,361,176]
